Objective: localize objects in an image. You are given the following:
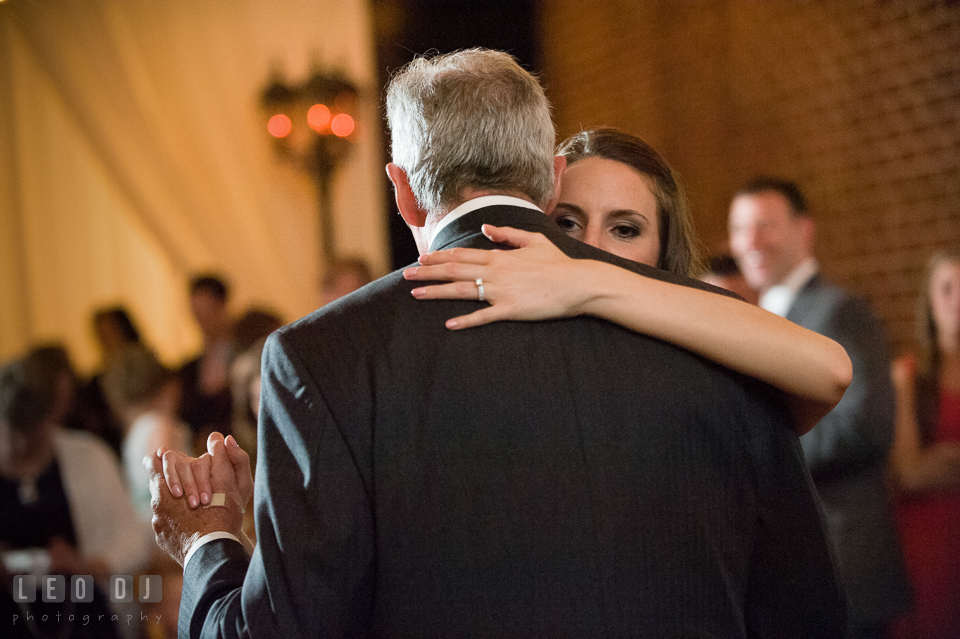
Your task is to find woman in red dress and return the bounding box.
[891,246,960,638]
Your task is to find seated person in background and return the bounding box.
[26,341,123,460]
[701,254,759,305]
[320,257,373,306]
[0,349,150,639]
[180,274,234,453]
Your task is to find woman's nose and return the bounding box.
[582,224,602,249]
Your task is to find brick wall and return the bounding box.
[539,1,960,354]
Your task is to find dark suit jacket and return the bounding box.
[181,205,846,638]
[788,274,911,627]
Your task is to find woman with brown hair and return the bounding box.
[890,246,960,638]
[405,128,851,433]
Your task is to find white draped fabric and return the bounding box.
[0,0,388,372]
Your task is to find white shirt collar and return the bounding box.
[759,258,819,317]
[428,195,542,247]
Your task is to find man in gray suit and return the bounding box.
[146,52,846,638]
[729,177,911,639]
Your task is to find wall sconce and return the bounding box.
[260,64,359,262]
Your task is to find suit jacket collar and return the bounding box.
[429,196,542,246]
[429,205,556,252]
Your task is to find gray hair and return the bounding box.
[386,49,556,212]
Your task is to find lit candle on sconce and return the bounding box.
[260,63,360,262]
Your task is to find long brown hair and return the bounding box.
[557,128,703,277]
[914,246,960,442]
[916,246,960,376]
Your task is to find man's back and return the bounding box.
[227,208,846,638]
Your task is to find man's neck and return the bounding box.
[758,258,818,317]
[423,192,542,252]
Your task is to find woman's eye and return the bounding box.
[554,216,580,233]
[611,224,641,239]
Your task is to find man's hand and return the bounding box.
[144,433,247,566]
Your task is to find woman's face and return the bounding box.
[552,156,661,266]
[930,258,960,340]
[0,418,55,474]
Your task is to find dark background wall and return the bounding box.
[372,0,540,268]
[538,1,960,354]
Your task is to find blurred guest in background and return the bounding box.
[232,326,279,548]
[74,306,144,458]
[102,343,187,639]
[1,349,150,639]
[229,308,282,457]
[93,307,142,359]
[19,346,79,432]
[232,307,283,355]
[729,177,911,639]
[320,257,373,306]
[890,246,960,638]
[179,274,233,452]
[700,254,758,305]
[102,344,188,521]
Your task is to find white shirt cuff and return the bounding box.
[183,531,242,570]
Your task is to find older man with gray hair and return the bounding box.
[148,49,846,638]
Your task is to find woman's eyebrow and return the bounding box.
[609,209,651,224]
[552,202,583,214]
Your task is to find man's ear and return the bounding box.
[386,163,428,227]
[542,155,567,216]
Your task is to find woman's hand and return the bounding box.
[404,224,599,329]
[157,433,253,513]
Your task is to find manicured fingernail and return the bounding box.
[188,496,199,508]
[411,288,426,297]
[226,435,238,448]
[403,267,417,278]
[201,492,210,505]
[172,485,183,497]
[446,319,459,329]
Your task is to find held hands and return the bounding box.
[143,433,253,566]
[404,224,595,329]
